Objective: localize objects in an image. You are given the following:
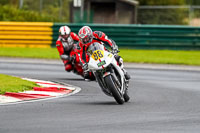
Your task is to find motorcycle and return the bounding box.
[87,42,130,104]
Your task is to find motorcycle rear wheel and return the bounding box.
[105,75,124,104]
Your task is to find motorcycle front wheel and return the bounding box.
[104,75,124,104]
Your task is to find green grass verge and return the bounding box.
[0,47,200,66]
[0,47,60,59]
[119,49,200,66]
[0,74,39,95]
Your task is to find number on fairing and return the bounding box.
[92,50,104,61]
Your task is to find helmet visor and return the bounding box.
[82,36,90,44]
[61,34,70,39]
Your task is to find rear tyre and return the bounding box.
[105,75,124,104]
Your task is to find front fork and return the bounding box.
[103,67,125,95]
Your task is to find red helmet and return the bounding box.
[78,26,93,45]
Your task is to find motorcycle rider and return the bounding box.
[78,26,130,80]
[56,26,79,72]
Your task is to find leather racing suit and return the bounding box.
[78,31,118,65]
[56,32,79,71]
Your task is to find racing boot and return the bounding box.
[83,71,96,81]
[82,63,95,81]
[83,71,89,78]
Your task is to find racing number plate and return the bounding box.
[97,60,106,67]
[91,50,104,61]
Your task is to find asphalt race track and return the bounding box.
[0,58,200,133]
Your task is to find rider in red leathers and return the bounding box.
[56,26,79,72]
[78,26,130,80]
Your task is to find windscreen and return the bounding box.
[87,42,104,56]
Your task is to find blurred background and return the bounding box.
[0,0,200,52]
[0,0,200,67]
[0,0,200,26]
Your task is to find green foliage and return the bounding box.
[138,0,186,5]
[0,0,10,5]
[0,5,61,22]
[138,8,188,25]
[185,0,200,5]
[22,0,70,22]
[137,0,188,25]
[0,0,70,22]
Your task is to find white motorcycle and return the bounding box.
[87,42,130,104]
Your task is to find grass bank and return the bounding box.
[0,74,39,94]
[119,49,200,66]
[0,47,59,59]
[0,47,200,66]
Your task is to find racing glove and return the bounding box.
[82,63,88,72]
[112,49,120,55]
[110,39,119,54]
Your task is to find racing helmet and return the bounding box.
[78,26,93,45]
[59,26,71,40]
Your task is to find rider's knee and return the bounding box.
[65,64,73,72]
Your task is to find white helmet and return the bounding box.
[59,26,71,39]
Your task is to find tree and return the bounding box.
[137,0,188,25]
[138,0,186,5]
[185,0,200,5]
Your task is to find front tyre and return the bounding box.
[105,75,124,104]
